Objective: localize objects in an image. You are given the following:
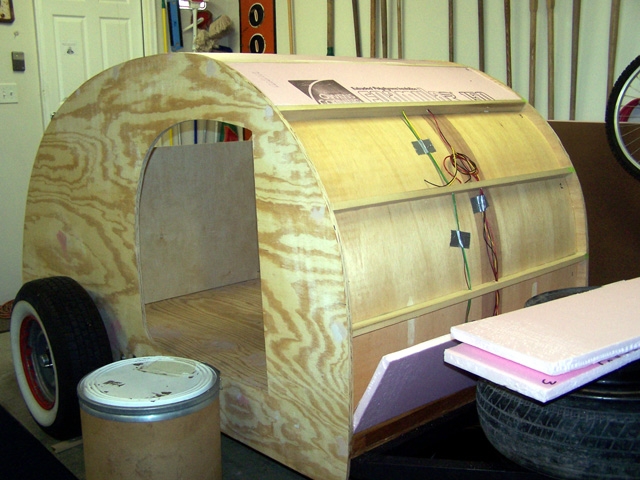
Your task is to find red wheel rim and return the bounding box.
[19,315,56,410]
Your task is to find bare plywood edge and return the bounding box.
[352,252,588,336]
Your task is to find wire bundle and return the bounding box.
[402,110,501,319]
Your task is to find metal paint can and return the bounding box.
[77,356,221,480]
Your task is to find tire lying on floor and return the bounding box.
[476,288,640,480]
[476,373,640,480]
[10,277,113,439]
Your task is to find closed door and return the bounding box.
[34,0,146,128]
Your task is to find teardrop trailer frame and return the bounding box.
[11,53,589,479]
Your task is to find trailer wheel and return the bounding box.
[10,277,113,439]
[477,378,640,479]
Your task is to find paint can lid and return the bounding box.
[78,356,219,422]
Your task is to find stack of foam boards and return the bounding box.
[445,278,640,402]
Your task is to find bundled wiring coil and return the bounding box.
[402,110,501,319]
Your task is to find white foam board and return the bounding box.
[450,278,640,375]
[353,334,475,433]
[445,342,640,402]
[228,61,521,107]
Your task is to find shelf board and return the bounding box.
[333,167,575,213]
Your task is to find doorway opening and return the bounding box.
[139,120,267,387]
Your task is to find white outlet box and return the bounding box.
[0,83,18,104]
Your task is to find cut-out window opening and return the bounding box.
[156,120,252,147]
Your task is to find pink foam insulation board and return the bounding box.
[353,334,475,433]
[227,60,521,107]
[445,342,640,402]
[450,278,640,375]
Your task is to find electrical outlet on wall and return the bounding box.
[0,83,18,104]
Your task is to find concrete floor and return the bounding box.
[0,331,308,479]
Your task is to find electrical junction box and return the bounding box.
[12,51,25,72]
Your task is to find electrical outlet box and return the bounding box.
[0,83,18,104]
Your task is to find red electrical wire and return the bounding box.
[427,110,501,315]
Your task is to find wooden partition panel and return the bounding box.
[550,121,640,286]
[139,141,259,303]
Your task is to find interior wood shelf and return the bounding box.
[145,278,268,389]
[333,167,575,213]
[352,251,588,336]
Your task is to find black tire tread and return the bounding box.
[13,276,113,439]
[477,380,640,479]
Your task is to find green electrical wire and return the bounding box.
[402,112,448,184]
[402,111,473,321]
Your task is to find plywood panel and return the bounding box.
[550,121,640,286]
[489,178,578,277]
[352,264,586,406]
[139,142,259,303]
[23,53,352,480]
[290,116,435,202]
[337,194,482,323]
[443,109,571,178]
[290,105,565,206]
[145,279,267,388]
[338,177,582,328]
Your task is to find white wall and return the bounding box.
[0,0,638,303]
[0,1,44,304]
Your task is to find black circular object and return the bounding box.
[477,379,640,479]
[248,4,265,27]
[250,34,266,53]
[11,276,113,439]
[605,54,640,182]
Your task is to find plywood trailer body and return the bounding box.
[22,53,587,479]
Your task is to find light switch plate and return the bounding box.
[0,83,18,104]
